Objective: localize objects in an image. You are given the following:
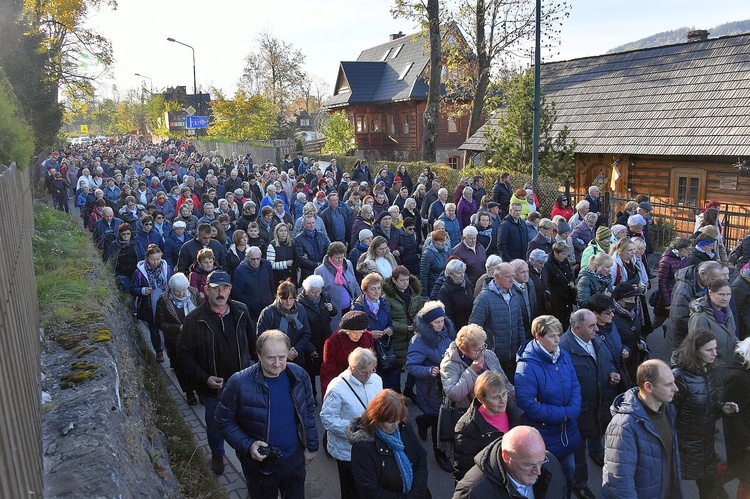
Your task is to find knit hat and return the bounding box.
[611,224,628,237]
[423,306,445,324]
[557,221,571,235]
[403,217,416,228]
[612,283,639,301]
[358,228,374,242]
[377,211,392,223]
[638,202,652,212]
[394,176,402,183]
[339,311,370,331]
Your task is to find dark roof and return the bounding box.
[458,113,502,152]
[543,33,750,156]
[326,33,430,108]
[461,33,750,157]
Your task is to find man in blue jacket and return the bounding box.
[602,359,683,499]
[231,247,275,325]
[215,330,318,498]
[499,202,529,262]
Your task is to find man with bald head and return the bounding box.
[469,262,525,381]
[454,425,566,498]
[92,206,122,252]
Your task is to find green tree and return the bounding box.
[322,111,355,156]
[208,90,274,141]
[145,94,181,138]
[0,67,35,168]
[484,69,575,180]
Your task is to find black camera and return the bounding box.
[257,444,283,467]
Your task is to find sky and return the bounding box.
[85,0,750,101]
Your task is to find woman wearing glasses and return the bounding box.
[321,348,383,499]
[453,371,522,482]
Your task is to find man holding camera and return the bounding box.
[215,330,319,498]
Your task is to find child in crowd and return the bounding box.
[188,248,216,304]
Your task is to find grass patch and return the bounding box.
[137,338,229,499]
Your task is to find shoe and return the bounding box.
[186,392,197,406]
[403,387,418,404]
[155,352,164,363]
[573,487,596,499]
[211,454,225,475]
[588,452,604,467]
[416,416,428,441]
[434,450,452,473]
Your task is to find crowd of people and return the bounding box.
[42,136,750,499]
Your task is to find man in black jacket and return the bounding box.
[177,271,256,476]
[454,425,566,498]
[176,223,227,273]
[492,172,513,217]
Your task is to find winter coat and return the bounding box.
[526,233,554,260]
[154,288,199,343]
[731,272,750,340]
[176,300,256,397]
[579,239,605,270]
[225,244,245,277]
[451,242,487,288]
[576,268,610,307]
[612,308,643,373]
[439,342,512,410]
[315,257,362,333]
[320,369,383,461]
[559,331,617,438]
[188,262,214,301]
[231,259,275,323]
[405,316,456,416]
[257,302,312,366]
[453,397,523,482]
[176,237,227,273]
[347,419,430,499]
[498,215,529,263]
[163,233,187,268]
[723,353,750,482]
[437,276,474,330]
[453,437,566,499]
[456,197,478,230]
[382,276,424,366]
[656,248,687,309]
[129,260,172,322]
[469,279,525,362]
[298,292,336,353]
[602,387,684,499]
[492,180,513,209]
[214,362,318,470]
[689,296,737,374]
[399,230,421,276]
[570,222,595,261]
[544,257,576,324]
[686,246,714,268]
[419,241,450,299]
[667,265,704,347]
[294,229,331,282]
[320,330,376,398]
[439,214,462,250]
[350,216,374,248]
[320,205,351,245]
[515,339,582,459]
[672,359,722,480]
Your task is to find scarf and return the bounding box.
[613,300,636,320]
[589,268,612,287]
[742,263,750,282]
[170,291,196,315]
[394,286,412,313]
[375,428,412,494]
[712,302,729,325]
[145,262,168,292]
[329,257,346,286]
[273,299,303,333]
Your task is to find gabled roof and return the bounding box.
[543,33,750,156]
[326,32,430,108]
[461,33,750,157]
[458,112,502,152]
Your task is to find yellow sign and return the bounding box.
[80,124,89,133]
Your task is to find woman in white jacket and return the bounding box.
[320,347,384,499]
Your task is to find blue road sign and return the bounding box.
[185,115,209,129]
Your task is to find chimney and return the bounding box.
[687,30,709,43]
[390,31,405,41]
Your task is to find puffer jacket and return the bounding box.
[468,279,524,362]
[453,397,523,483]
[437,276,476,330]
[405,315,456,416]
[724,353,750,483]
[453,437,566,499]
[667,265,704,347]
[440,342,513,410]
[498,215,529,262]
[347,418,430,498]
[382,276,424,366]
[439,213,462,249]
[515,339,581,459]
[214,362,318,469]
[688,296,737,374]
[602,387,684,499]
[559,331,618,439]
[320,369,383,461]
[732,271,750,340]
[576,268,611,307]
[671,356,721,480]
[656,248,687,309]
[419,241,450,299]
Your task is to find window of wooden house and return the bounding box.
[448,117,459,133]
[402,113,410,134]
[670,168,706,206]
[447,156,459,169]
[370,116,381,133]
[388,115,396,134]
[356,115,367,133]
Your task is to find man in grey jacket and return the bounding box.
[666,260,723,347]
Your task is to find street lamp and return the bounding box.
[166,37,199,115]
[134,73,153,93]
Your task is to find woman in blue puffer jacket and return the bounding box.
[515,315,582,498]
[405,301,456,473]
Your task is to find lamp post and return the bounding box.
[166,37,199,116]
[134,73,153,93]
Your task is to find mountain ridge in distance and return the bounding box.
[607,19,750,53]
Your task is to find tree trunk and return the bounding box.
[421,0,441,163]
[465,0,489,165]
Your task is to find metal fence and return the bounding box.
[0,162,43,497]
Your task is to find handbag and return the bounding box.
[438,399,466,443]
[375,336,399,371]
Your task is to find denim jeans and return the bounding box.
[558,451,575,499]
[202,394,225,457]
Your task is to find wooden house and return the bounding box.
[325,30,470,168]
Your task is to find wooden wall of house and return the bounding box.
[347,103,421,161]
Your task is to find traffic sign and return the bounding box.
[185,106,196,116]
[185,115,208,129]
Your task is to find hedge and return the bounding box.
[0,67,34,169]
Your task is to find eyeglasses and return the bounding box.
[355,367,376,377]
[472,344,488,354]
[516,456,549,472]
[143,222,153,226]
[485,391,509,401]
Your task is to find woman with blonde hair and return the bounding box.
[577,252,614,306]
[267,222,295,288]
[358,235,398,278]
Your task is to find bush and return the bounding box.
[0,67,34,168]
